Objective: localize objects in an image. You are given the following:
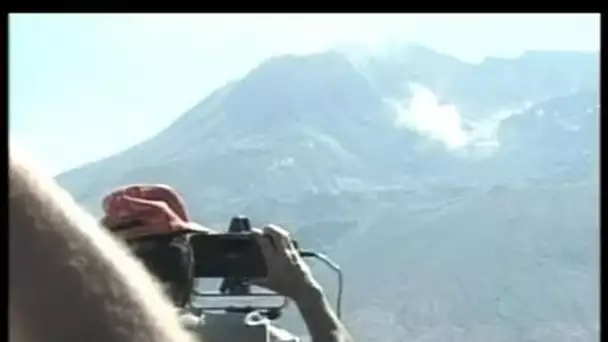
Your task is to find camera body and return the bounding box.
[190,232,267,279]
[189,216,285,314]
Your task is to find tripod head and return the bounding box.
[220,216,256,296]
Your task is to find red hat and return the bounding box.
[101,184,210,240]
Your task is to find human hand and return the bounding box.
[251,224,324,304]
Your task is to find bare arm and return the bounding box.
[9,149,197,342]
[253,225,354,342]
[295,286,354,342]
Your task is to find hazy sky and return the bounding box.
[9,13,599,175]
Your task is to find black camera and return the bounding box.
[187,216,342,318]
[189,216,285,313]
[190,232,267,279]
[190,216,266,280]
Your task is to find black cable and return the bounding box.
[299,251,343,319]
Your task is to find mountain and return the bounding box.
[336,182,599,342]
[56,45,599,342]
[58,52,403,217]
[492,88,599,182]
[350,44,598,120]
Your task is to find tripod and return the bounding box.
[183,306,300,342]
[186,216,342,342]
[187,216,300,342]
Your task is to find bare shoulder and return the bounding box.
[9,147,197,342]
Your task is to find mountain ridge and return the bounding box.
[56,45,599,213]
[55,44,599,341]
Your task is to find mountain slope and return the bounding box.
[57,52,399,213]
[491,88,599,183]
[349,45,598,120]
[56,45,599,341]
[338,183,598,342]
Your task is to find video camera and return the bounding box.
[189,216,289,317]
[191,216,267,281]
[188,216,342,320]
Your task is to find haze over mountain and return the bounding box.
[57,44,599,342]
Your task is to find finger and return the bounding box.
[253,231,278,264]
[252,227,277,250]
[263,224,291,251]
[285,248,300,262]
[265,224,300,254]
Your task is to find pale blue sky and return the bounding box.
[9,13,600,175]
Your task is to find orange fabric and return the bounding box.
[101,184,192,240]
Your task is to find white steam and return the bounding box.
[388,84,518,156]
[392,84,470,150]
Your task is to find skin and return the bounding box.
[9,148,197,342]
[9,147,353,342]
[253,225,354,342]
[112,196,354,342]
